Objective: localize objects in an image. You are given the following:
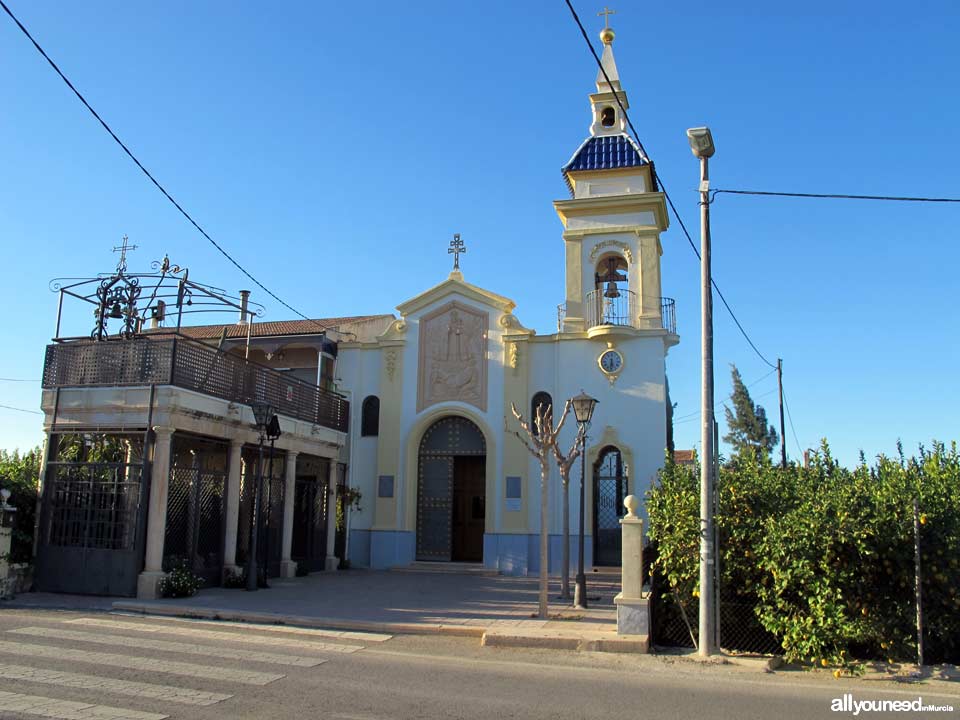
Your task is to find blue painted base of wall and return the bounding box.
[484,534,595,576]
[347,529,371,568]
[354,531,599,575]
[368,530,416,569]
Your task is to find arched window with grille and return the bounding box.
[530,392,553,437]
[360,396,380,437]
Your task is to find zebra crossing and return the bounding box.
[0,613,389,719]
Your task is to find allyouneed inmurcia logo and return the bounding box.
[831,694,955,715]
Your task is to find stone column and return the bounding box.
[613,495,649,645]
[325,460,338,571]
[279,451,299,578]
[222,438,244,577]
[137,426,175,600]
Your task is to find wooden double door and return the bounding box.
[416,416,486,563]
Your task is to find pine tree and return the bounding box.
[722,364,779,460]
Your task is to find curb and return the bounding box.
[481,629,649,654]
[111,602,485,638]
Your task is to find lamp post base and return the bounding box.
[574,573,588,609]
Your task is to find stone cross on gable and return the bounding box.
[112,234,138,273]
[448,233,466,271]
[598,6,616,28]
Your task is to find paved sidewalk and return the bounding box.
[109,569,631,649]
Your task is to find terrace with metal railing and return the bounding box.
[42,334,349,433]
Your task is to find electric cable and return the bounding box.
[0,0,332,335]
[713,189,960,204]
[781,387,804,457]
[0,403,43,415]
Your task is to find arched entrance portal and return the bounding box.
[593,445,628,566]
[416,416,486,562]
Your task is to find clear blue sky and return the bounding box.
[1,1,957,467]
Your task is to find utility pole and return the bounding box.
[778,358,787,468]
[687,127,716,657]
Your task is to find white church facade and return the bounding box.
[338,27,677,574]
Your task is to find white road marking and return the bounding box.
[0,640,283,685]
[9,627,326,668]
[0,689,167,720]
[109,612,393,642]
[0,662,232,706]
[65,618,362,653]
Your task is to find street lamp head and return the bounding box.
[266,414,282,441]
[571,390,598,426]
[250,400,275,429]
[686,126,715,159]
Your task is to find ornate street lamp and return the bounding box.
[259,414,282,589]
[246,400,275,591]
[571,390,598,609]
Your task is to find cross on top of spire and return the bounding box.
[598,6,616,28]
[112,235,138,273]
[448,233,466,271]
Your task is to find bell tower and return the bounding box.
[554,22,670,338]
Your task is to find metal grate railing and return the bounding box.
[42,335,349,432]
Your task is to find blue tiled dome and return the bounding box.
[563,134,647,174]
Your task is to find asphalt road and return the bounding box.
[0,608,955,720]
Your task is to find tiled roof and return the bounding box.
[154,315,393,340]
[563,134,647,174]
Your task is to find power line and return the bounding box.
[674,387,777,425]
[0,0,326,332]
[0,378,39,383]
[0,403,42,415]
[781,388,803,458]
[714,189,960,204]
[672,367,777,423]
[563,0,778,371]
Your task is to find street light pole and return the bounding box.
[570,390,598,610]
[246,401,275,592]
[246,431,265,592]
[574,424,588,609]
[687,126,717,656]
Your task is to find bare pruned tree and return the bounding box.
[551,407,583,600]
[510,399,573,618]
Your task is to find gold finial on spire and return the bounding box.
[598,7,616,44]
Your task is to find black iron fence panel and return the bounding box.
[163,465,226,586]
[44,463,142,550]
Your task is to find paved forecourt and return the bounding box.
[0,611,389,720]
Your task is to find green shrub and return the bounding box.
[647,440,960,668]
[0,448,40,565]
[158,560,203,598]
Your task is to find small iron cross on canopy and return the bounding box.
[448,233,466,271]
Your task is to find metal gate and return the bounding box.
[163,465,226,586]
[35,461,148,596]
[236,446,285,579]
[593,446,627,567]
[292,472,329,573]
[416,416,486,562]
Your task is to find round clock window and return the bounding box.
[598,349,623,374]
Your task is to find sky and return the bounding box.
[1,1,958,467]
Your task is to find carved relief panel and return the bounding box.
[417,301,488,412]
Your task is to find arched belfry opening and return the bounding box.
[589,255,634,327]
[416,416,486,562]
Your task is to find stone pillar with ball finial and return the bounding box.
[613,494,650,644]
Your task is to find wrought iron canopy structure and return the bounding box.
[49,254,265,343]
